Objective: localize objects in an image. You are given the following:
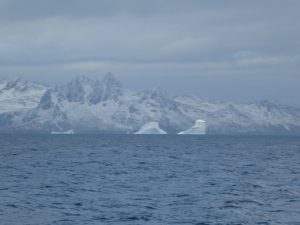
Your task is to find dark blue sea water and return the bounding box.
[0,135,299,225]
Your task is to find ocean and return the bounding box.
[0,135,299,225]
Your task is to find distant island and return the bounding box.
[0,73,300,134]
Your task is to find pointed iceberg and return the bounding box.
[134,122,167,134]
[178,120,206,135]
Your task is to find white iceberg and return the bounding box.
[51,129,75,134]
[134,122,167,134]
[178,120,206,135]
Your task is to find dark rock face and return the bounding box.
[38,90,54,110]
[89,73,123,104]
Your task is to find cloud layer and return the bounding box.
[0,0,299,105]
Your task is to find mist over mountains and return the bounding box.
[0,73,300,134]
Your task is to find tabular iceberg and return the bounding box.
[134,122,167,134]
[178,120,206,135]
[51,129,75,134]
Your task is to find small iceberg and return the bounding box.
[134,122,167,134]
[51,129,75,134]
[178,120,206,135]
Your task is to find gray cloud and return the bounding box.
[0,0,299,105]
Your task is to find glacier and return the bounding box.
[0,73,300,134]
[178,120,206,135]
[134,122,167,134]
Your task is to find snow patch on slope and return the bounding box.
[0,78,47,114]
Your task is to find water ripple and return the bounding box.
[0,135,299,225]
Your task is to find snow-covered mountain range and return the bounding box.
[0,73,300,134]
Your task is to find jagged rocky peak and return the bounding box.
[142,87,167,99]
[2,78,17,89]
[69,77,86,101]
[101,72,122,87]
[256,99,281,111]
[4,77,24,89]
[74,75,94,84]
[140,87,179,111]
[0,78,47,114]
[174,95,207,105]
[57,75,92,103]
[45,73,124,105]
[140,87,169,104]
[89,72,123,104]
[2,78,46,92]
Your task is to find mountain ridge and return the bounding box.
[0,73,299,134]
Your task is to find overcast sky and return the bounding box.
[0,0,299,106]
